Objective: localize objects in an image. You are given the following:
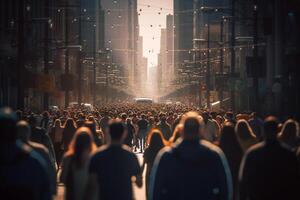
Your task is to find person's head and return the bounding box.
[202,111,209,123]
[220,122,241,148]
[108,120,126,143]
[235,119,256,140]
[42,111,49,118]
[263,116,279,140]
[16,120,31,142]
[278,119,299,148]
[141,114,146,119]
[180,111,204,140]
[53,119,61,128]
[64,118,77,129]
[146,129,166,150]
[84,120,96,135]
[66,127,97,167]
[126,118,132,124]
[0,107,17,144]
[121,113,127,121]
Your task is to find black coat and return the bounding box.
[150,139,232,200]
[239,140,300,200]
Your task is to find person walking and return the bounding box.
[137,114,149,152]
[149,112,232,200]
[219,122,243,200]
[60,127,97,200]
[239,116,300,200]
[142,129,166,198]
[62,118,77,151]
[157,115,172,140]
[49,118,64,166]
[0,108,51,200]
[85,120,142,200]
[17,120,57,196]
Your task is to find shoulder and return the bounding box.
[200,140,224,155]
[243,141,265,160]
[154,146,174,163]
[28,141,50,154]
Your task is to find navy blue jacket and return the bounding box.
[149,139,232,200]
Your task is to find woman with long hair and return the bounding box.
[62,118,77,151]
[235,119,257,152]
[142,129,167,199]
[60,127,97,200]
[219,122,243,200]
[278,119,299,151]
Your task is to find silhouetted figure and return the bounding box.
[125,118,135,148]
[84,120,103,147]
[137,114,149,152]
[40,111,50,130]
[142,129,166,198]
[219,122,243,200]
[17,120,57,196]
[62,118,77,151]
[235,120,257,152]
[28,114,56,167]
[49,119,64,166]
[61,127,97,200]
[0,107,51,200]
[86,120,142,200]
[150,112,232,200]
[239,116,300,200]
[157,115,172,140]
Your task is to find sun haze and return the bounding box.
[138,0,173,68]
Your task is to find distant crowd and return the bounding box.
[0,103,299,200]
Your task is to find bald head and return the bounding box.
[17,120,31,142]
[180,112,203,140]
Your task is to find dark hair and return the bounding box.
[65,127,96,168]
[146,129,166,163]
[64,118,77,130]
[263,116,279,139]
[220,122,243,153]
[109,120,125,141]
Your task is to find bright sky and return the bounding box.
[138,0,173,67]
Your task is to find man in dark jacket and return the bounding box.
[0,107,51,200]
[239,116,299,200]
[149,112,232,200]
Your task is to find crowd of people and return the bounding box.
[0,103,299,200]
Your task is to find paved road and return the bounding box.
[55,153,146,200]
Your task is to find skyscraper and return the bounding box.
[173,0,194,79]
[101,0,138,89]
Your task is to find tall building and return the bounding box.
[166,14,175,83]
[157,28,167,91]
[101,0,138,89]
[137,36,148,92]
[173,0,194,79]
